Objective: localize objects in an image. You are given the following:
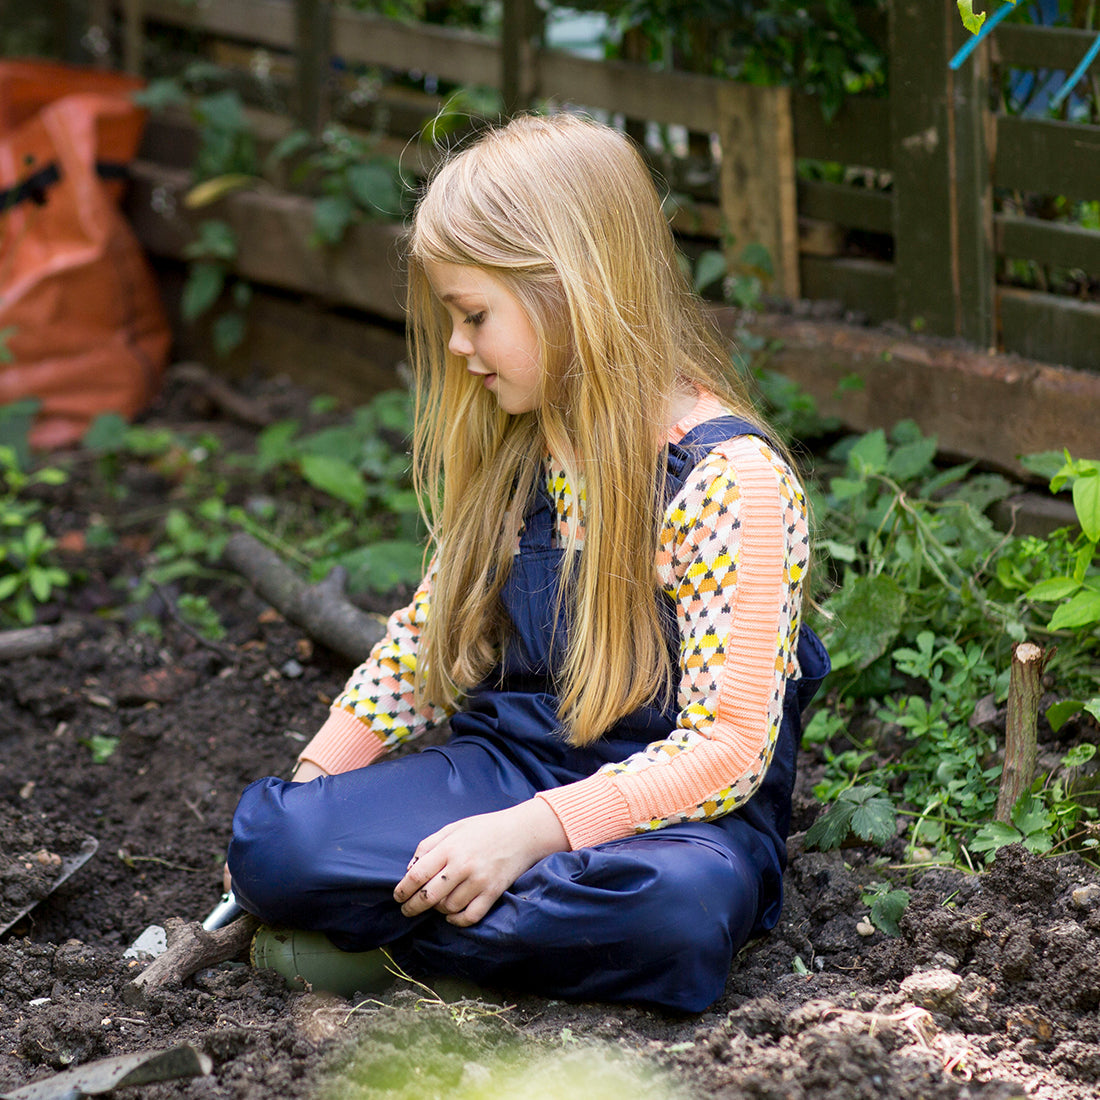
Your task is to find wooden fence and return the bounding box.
[45,0,1100,376]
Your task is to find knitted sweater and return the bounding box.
[298,392,810,851]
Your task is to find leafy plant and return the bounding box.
[0,440,70,625]
[861,881,910,936]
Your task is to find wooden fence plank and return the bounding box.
[717,84,799,300]
[536,52,722,131]
[993,23,1100,72]
[791,92,891,169]
[796,180,893,234]
[798,256,895,322]
[136,0,296,49]
[295,0,331,134]
[997,214,1100,275]
[995,115,1100,203]
[999,287,1100,372]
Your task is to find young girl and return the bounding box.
[227,113,828,1014]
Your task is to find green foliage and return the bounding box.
[861,881,910,936]
[0,438,70,625]
[804,784,896,850]
[568,0,886,118]
[775,389,1100,867]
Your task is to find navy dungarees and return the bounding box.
[229,417,829,1012]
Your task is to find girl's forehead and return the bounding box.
[425,261,504,302]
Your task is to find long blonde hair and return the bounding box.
[407,113,762,745]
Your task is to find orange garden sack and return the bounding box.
[0,60,170,448]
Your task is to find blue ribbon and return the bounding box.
[1050,34,1100,108]
[949,2,1017,70]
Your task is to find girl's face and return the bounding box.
[425,262,544,415]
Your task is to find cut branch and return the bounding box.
[994,642,1045,822]
[223,533,385,663]
[0,620,83,662]
[123,914,259,1006]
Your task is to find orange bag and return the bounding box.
[0,60,170,449]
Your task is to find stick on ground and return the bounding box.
[123,914,259,1006]
[223,532,385,663]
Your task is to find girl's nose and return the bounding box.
[448,325,473,358]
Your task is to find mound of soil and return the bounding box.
[1,367,1098,1099]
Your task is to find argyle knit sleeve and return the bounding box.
[536,436,809,849]
[297,559,454,774]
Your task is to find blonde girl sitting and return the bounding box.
[227,112,829,1014]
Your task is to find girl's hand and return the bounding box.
[394,800,568,927]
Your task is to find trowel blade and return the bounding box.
[0,836,99,937]
[0,1043,212,1099]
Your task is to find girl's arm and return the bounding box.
[536,436,808,848]
[296,559,455,775]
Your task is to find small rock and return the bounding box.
[280,659,304,679]
[1071,884,1100,910]
[900,968,962,1012]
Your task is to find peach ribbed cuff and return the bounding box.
[297,706,388,775]
[536,775,636,850]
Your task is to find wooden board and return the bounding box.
[995,115,1100,204]
[999,286,1100,373]
[716,83,799,301]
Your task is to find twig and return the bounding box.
[994,642,1046,822]
[0,620,83,662]
[223,533,385,663]
[123,914,259,1006]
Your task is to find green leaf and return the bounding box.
[738,241,773,277]
[1085,699,1100,723]
[886,436,938,482]
[346,161,401,217]
[804,800,855,851]
[82,413,130,452]
[1019,450,1065,481]
[212,311,247,357]
[847,791,897,845]
[1025,576,1080,602]
[970,821,1022,854]
[181,262,226,321]
[822,573,906,670]
[1048,589,1100,631]
[1072,471,1100,542]
[299,454,367,508]
[848,430,888,476]
[85,735,119,764]
[336,540,425,594]
[0,574,21,600]
[1012,796,1052,838]
[957,0,986,35]
[693,250,727,294]
[183,219,238,261]
[1062,742,1097,767]
[312,193,355,244]
[864,887,910,936]
[1047,699,1084,733]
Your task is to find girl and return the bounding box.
[228,113,828,1014]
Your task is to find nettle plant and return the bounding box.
[804,423,1100,870]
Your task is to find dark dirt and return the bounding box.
[1,367,1099,1099]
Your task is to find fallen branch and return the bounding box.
[0,620,83,662]
[994,642,1046,822]
[223,532,385,663]
[123,913,259,1006]
[170,361,275,428]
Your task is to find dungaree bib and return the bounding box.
[229,417,829,1013]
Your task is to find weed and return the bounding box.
[0,442,70,625]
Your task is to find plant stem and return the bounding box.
[994,642,1045,822]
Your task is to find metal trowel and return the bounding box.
[0,835,99,937]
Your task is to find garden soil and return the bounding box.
[1,367,1098,1099]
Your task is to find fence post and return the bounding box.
[501,0,540,116]
[121,0,144,75]
[889,0,995,345]
[716,83,800,303]
[296,0,333,136]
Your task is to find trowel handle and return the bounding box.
[201,889,245,930]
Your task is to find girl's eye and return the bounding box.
[464,311,486,326]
